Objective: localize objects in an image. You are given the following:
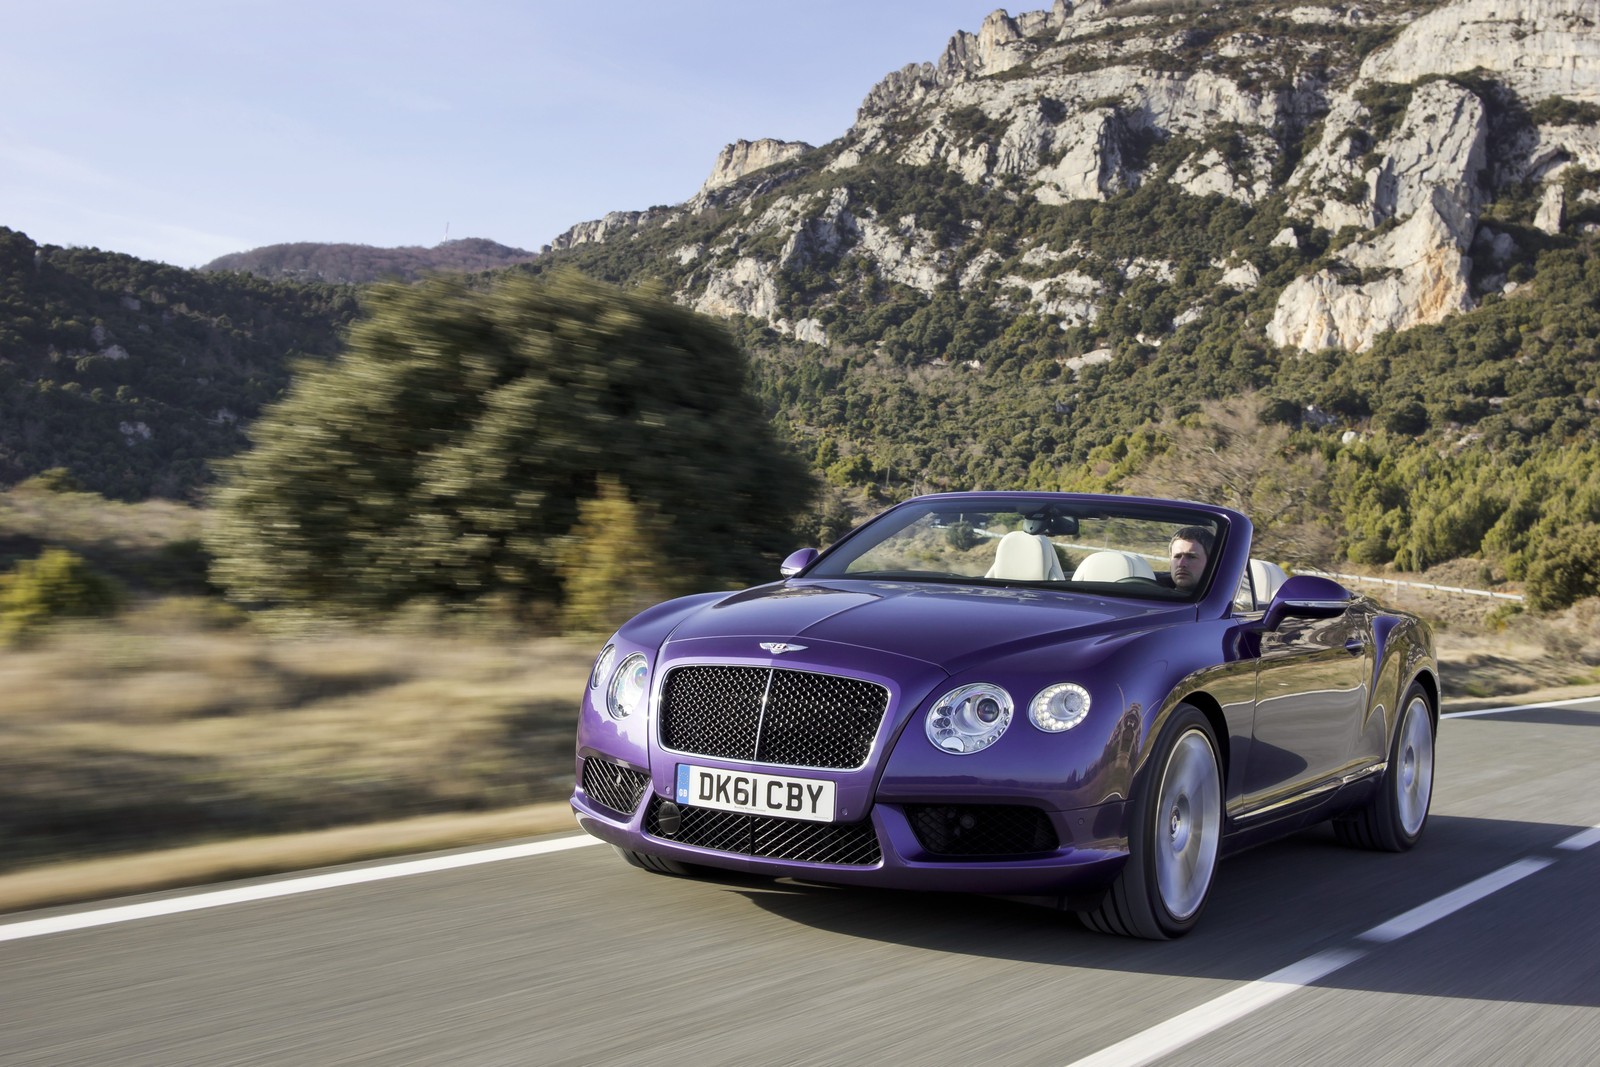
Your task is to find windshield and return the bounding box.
[807,497,1226,601]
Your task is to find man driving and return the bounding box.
[1164,526,1213,591]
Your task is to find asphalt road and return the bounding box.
[4,696,1598,1067]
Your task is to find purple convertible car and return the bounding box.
[571,492,1438,938]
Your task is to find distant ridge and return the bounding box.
[202,237,538,285]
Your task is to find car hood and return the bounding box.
[655,578,1190,676]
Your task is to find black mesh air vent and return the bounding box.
[644,796,880,866]
[580,758,651,817]
[659,665,889,770]
[906,804,1060,857]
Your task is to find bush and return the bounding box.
[0,548,123,642]
[1524,523,1600,613]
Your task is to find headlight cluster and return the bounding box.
[591,644,650,719]
[925,681,1092,753]
[926,683,1013,754]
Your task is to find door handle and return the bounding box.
[1344,639,1364,655]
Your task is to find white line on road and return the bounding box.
[1442,694,1600,719]
[1557,826,1600,851]
[1063,949,1368,1067]
[1064,853,1575,1066]
[1356,858,1554,943]
[0,835,603,944]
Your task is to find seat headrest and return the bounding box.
[1071,550,1155,582]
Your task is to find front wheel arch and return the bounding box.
[1079,703,1223,939]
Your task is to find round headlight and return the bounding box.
[607,653,650,718]
[590,644,616,691]
[926,683,1013,754]
[1030,682,1091,732]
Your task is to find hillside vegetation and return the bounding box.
[0,227,358,500]
[2,0,1598,617]
[201,236,539,285]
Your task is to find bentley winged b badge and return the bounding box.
[759,642,806,655]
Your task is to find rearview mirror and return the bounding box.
[1263,574,1353,630]
[780,548,819,578]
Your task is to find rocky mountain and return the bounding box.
[203,237,538,285]
[519,0,1599,603]
[545,0,1597,354]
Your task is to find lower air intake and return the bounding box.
[644,796,880,866]
[580,758,651,817]
[905,804,1060,857]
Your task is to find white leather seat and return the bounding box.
[1249,559,1288,607]
[1071,550,1156,582]
[985,531,1066,581]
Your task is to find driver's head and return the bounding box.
[1168,527,1213,590]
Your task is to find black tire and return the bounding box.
[1334,681,1435,851]
[1079,704,1223,939]
[612,845,698,876]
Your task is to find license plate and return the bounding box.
[675,764,836,822]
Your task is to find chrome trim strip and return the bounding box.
[1231,761,1387,822]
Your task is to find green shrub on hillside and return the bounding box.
[557,476,696,634]
[0,547,122,642]
[1523,523,1600,613]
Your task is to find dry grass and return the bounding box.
[1343,562,1600,699]
[0,602,593,875]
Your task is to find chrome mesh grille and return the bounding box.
[659,665,889,770]
[580,758,650,817]
[645,796,880,866]
[905,804,1060,857]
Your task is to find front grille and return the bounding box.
[906,804,1060,857]
[580,758,650,817]
[660,665,889,769]
[645,796,880,866]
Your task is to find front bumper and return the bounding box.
[572,755,1128,896]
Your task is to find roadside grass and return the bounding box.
[0,603,592,875]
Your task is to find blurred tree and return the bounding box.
[558,476,694,634]
[1121,393,1335,565]
[207,271,814,616]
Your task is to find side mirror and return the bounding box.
[1263,574,1353,630]
[780,548,819,578]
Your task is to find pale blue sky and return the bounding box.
[1,1,1008,267]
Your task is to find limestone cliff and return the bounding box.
[544,0,1600,354]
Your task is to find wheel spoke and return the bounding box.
[1154,728,1220,922]
[1396,695,1434,836]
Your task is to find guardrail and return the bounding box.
[1300,570,1524,603]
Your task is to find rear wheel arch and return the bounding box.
[1411,669,1440,729]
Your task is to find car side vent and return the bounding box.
[580,758,651,817]
[906,804,1060,857]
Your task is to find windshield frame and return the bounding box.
[803,493,1237,604]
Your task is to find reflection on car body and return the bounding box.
[571,492,1438,939]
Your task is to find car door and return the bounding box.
[1241,603,1371,809]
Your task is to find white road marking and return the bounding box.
[1356,858,1554,943]
[1064,949,1368,1067]
[1442,695,1600,719]
[1065,854,1575,1066]
[0,835,602,944]
[1557,826,1600,851]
